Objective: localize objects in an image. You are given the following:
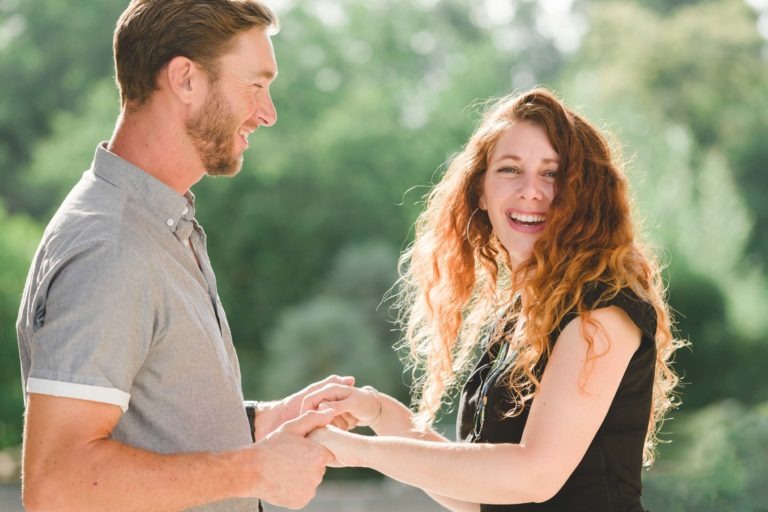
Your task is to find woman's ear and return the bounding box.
[478,193,487,211]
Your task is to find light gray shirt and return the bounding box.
[17,144,259,511]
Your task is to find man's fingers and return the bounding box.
[301,384,355,414]
[327,374,355,386]
[305,375,355,394]
[282,408,335,436]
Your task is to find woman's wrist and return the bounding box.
[338,428,374,467]
[361,385,383,428]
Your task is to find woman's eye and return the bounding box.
[498,166,520,174]
[543,170,558,178]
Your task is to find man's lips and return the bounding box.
[238,129,252,148]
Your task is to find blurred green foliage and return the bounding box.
[645,400,768,510]
[0,203,41,447]
[1,0,767,506]
[258,241,404,400]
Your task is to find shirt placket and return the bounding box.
[188,223,224,333]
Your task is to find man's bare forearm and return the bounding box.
[23,394,333,511]
[23,438,254,512]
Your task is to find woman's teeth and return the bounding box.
[508,212,546,225]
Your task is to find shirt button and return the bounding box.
[182,207,189,215]
[166,218,175,227]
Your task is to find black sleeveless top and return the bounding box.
[457,286,657,512]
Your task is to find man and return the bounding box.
[16,1,347,510]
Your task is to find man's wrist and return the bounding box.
[248,400,285,441]
[244,400,261,442]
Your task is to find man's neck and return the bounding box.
[108,106,205,195]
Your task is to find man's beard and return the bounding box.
[186,85,243,177]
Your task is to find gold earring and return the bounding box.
[466,208,479,244]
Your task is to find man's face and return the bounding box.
[186,27,278,177]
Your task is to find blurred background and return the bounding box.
[1,0,767,510]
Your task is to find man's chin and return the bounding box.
[206,156,243,177]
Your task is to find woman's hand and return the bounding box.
[253,375,355,439]
[309,425,365,467]
[300,383,383,429]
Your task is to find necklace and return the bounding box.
[471,341,513,439]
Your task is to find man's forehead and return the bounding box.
[226,30,277,71]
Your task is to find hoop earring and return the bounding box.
[466,208,479,244]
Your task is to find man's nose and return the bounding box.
[257,93,277,127]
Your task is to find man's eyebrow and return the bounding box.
[254,69,277,80]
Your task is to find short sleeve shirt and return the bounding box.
[17,144,259,511]
[457,286,657,512]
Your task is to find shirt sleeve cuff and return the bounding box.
[26,377,131,412]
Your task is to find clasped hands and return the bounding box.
[256,375,383,471]
[298,376,385,468]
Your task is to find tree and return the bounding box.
[0,203,42,447]
[21,79,119,218]
[644,400,768,510]
[561,0,768,408]
[0,0,124,214]
[257,241,404,401]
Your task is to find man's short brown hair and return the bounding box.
[114,0,278,108]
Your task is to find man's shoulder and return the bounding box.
[33,179,156,284]
[46,171,154,252]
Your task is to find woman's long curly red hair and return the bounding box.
[396,87,684,465]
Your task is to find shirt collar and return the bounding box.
[91,143,197,237]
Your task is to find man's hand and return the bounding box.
[248,409,336,509]
[253,375,354,439]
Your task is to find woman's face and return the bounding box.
[480,121,559,267]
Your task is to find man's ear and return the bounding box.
[165,56,206,105]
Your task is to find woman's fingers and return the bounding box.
[300,383,355,414]
[329,410,358,430]
[302,385,381,428]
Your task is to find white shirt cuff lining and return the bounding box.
[26,377,130,412]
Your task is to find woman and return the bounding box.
[303,88,684,511]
